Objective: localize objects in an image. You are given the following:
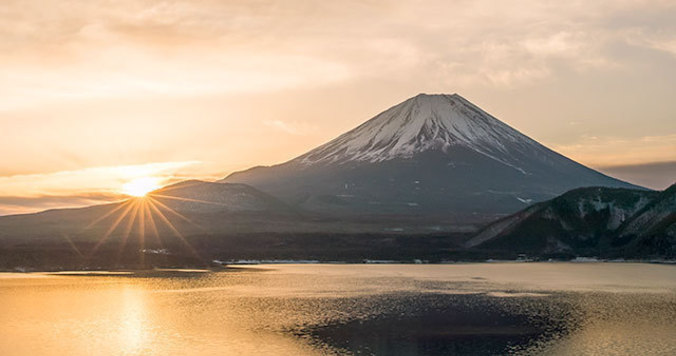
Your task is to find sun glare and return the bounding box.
[122,177,161,197]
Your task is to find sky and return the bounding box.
[1,0,675,215]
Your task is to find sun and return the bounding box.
[122,177,161,197]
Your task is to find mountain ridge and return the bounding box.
[466,184,675,258]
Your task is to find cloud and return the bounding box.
[553,134,676,167]
[597,160,676,190]
[0,161,201,215]
[2,0,675,110]
[0,193,124,216]
[627,33,676,58]
[0,50,351,111]
[0,1,353,111]
[0,161,200,198]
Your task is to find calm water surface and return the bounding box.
[1,263,675,355]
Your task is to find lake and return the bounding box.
[1,263,675,355]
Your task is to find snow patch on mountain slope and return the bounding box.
[295,94,545,173]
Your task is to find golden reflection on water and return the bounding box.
[119,287,147,355]
[0,263,675,356]
[0,272,320,355]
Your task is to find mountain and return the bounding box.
[616,183,676,255]
[0,178,472,270]
[0,180,297,243]
[465,184,675,258]
[0,180,305,268]
[0,94,657,269]
[148,180,291,213]
[223,94,641,221]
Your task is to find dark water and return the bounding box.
[309,293,554,355]
[1,263,675,355]
[308,291,676,355]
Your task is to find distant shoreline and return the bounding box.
[3,258,675,274]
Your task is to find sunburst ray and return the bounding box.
[147,199,201,258]
[61,233,83,257]
[143,199,163,249]
[84,199,133,230]
[117,199,141,256]
[88,200,136,257]
[137,200,146,265]
[148,196,207,232]
[149,193,227,206]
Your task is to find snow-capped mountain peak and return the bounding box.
[295,93,541,169]
[223,92,641,218]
